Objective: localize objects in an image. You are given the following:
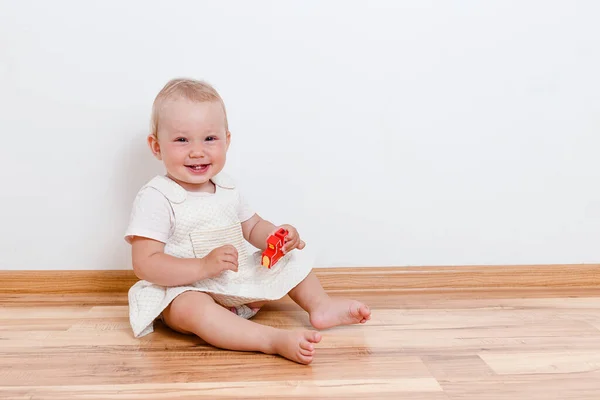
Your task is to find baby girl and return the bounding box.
[125,78,371,364]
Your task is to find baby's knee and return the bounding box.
[171,291,214,315]
[163,291,215,332]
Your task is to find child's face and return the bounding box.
[148,99,230,192]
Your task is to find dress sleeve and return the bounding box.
[237,190,256,223]
[124,187,175,244]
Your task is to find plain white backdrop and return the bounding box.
[1,1,599,270]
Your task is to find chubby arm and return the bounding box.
[127,187,238,287]
[242,214,277,250]
[242,214,305,253]
[131,236,238,286]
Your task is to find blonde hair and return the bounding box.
[151,78,228,137]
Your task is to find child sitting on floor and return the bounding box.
[125,78,371,364]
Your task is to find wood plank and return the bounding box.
[480,351,600,375]
[2,287,599,308]
[1,264,599,294]
[1,394,449,400]
[422,354,497,381]
[422,353,600,400]
[0,349,433,385]
[440,373,600,400]
[1,288,599,399]
[0,379,444,400]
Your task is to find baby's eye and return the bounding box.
[175,137,187,142]
[205,136,217,142]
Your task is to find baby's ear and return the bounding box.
[147,134,162,160]
[226,131,231,149]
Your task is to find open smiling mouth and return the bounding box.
[186,164,210,173]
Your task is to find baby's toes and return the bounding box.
[350,302,363,317]
[300,340,315,352]
[300,347,314,357]
[305,331,322,344]
[298,353,314,364]
[359,304,371,319]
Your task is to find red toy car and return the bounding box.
[261,228,289,268]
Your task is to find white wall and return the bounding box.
[1,1,599,270]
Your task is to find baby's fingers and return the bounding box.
[283,237,299,253]
[284,229,296,241]
[220,245,238,257]
[289,239,305,251]
[223,255,239,271]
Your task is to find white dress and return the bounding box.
[125,173,313,338]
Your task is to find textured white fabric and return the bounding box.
[126,173,313,338]
[124,179,255,245]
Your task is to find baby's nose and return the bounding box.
[189,145,205,157]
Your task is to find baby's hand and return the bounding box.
[277,225,306,254]
[202,245,239,276]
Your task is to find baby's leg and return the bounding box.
[246,300,268,310]
[162,291,321,364]
[288,271,371,330]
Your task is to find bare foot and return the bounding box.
[309,298,371,330]
[268,330,322,364]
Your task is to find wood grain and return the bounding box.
[1,264,599,294]
[0,287,599,399]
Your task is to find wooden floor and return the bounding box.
[1,288,600,399]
